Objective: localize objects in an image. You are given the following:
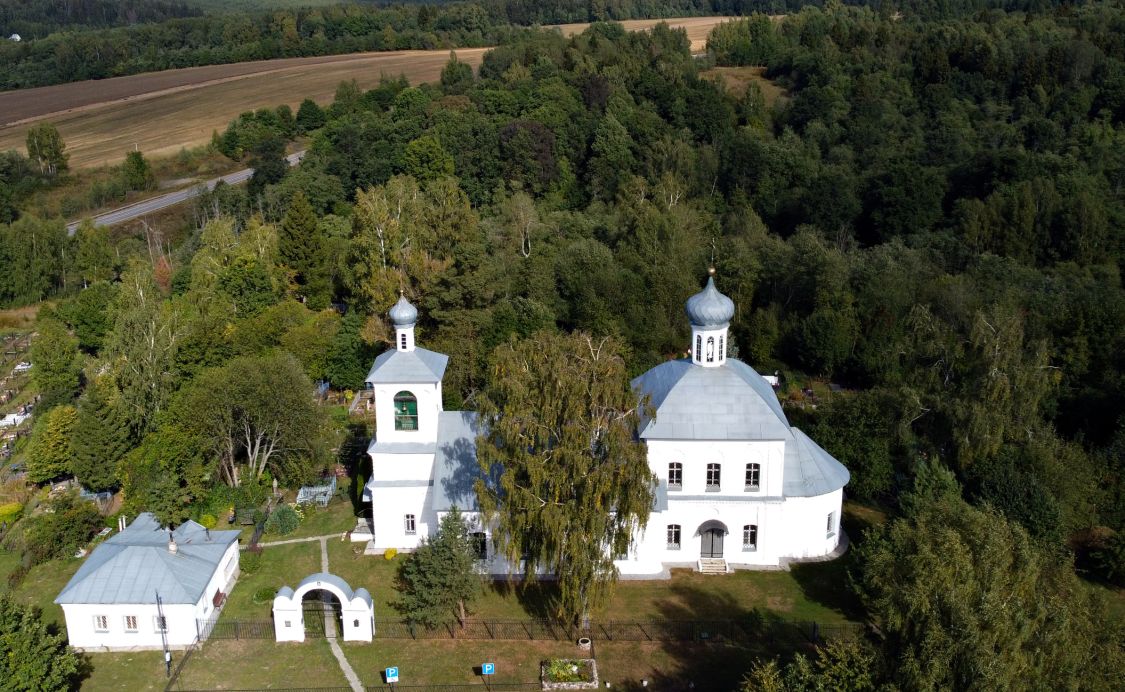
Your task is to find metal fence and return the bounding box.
[196,616,864,645]
[173,686,541,692]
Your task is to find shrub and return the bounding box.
[199,514,217,529]
[384,547,397,560]
[6,565,28,589]
[252,587,277,604]
[0,501,22,524]
[241,549,263,574]
[264,504,300,536]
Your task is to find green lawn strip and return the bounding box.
[173,638,348,690]
[8,555,83,629]
[0,548,21,589]
[283,499,357,540]
[80,651,167,691]
[222,542,322,620]
[594,640,772,691]
[342,638,583,686]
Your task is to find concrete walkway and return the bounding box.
[319,535,363,692]
[242,533,343,549]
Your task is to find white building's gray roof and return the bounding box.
[784,428,851,497]
[632,358,791,440]
[433,411,482,511]
[366,347,448,384]
[55,514,239,605]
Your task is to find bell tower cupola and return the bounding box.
[686,268,735,368]
[389,292,418,352]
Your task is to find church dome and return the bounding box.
[686,274,735,328]
[389,294,418,328]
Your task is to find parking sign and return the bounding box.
[385,667,399,683]
[482,663,495,676]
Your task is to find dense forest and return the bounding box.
[2,4,1124,686]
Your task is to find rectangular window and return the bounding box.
[668,462,682,490]
[826,512,835,538]
[124,615,138,633]
[154,615,168,633]
[400,333,407,350]
[745,463,760,491]
[471,532,487,561]
[743,524,758,551]
[93,615,109,632]
[706,463,721,491]
[404,514,416,535]
[666,524,681,550]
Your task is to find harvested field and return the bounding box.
[0,17,733,170]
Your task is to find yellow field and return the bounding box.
[0,17,734,170]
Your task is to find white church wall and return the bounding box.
[372,382,442,444]
[779,489,844,559]
[646,439,785,498]
[369,452,435,482]
[370,484,433,551]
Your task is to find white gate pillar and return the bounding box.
[272,587,304,642]
[341,588,374,642]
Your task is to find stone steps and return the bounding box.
[699,558,728,575]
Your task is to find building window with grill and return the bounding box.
[706,463,721,491]
[745,463,760,491]
[695,335,702,362]
[706,336,715,362]
[667,524,681,550]
[719,336,725,362]
[393,391,418,431]
[399,333,407,350]
[668,462,682,490]
[471,532,488,560]
[124,615,138,632]
[404,514,416,535]
[743,524,758,551]
[826,512,835,538]
[154,615,168,633]
[93,615,108,632]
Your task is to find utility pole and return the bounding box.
[156,591,171,677]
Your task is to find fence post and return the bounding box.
[812,621,819,644]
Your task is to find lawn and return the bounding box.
[343,639,582,687]
[81,652,168,691]
[171,638,348,690]
[3,554,84,629]
[222,541,322,620]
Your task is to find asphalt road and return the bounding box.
[65,150,305,235]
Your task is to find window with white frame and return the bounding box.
[743,524,758,551]
[826,512,835,538]
[668,462,682,490]
[706,463,721,491]
[719,336,725,362]
[695,335,702,362]
[745,463,760,491]
[667,524,681,550]
[93,615,109,632]
[154,615,168,633]
[404,514,416,535]
[706,336,715,362]
[124,615,138,632]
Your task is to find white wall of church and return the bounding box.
[369,485,433,551]
[646,439,786,497]
[372,382,443,444]
[369,452,435,483]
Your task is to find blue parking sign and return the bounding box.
[482,663,495,676]
[385,667,399,683]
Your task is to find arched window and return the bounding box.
[668,462,682,490]
[667,524,681,550]
[695,335,702,362]
[394,391,418,431]
[706,336,715,362]
[743,524,758,551]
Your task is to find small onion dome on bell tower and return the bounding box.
[686,268,734,367]
[389,293,418,351]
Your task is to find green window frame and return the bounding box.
[394,391,418,431]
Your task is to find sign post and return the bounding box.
[481,662,495,691]
[385,666,399,688]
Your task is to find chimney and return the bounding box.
[168,530,178,554]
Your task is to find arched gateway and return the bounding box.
[273,573,374,642]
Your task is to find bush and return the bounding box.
[0,501,22,524]
[264,504,300,536]
[199,514,217,529]
[241,549,262,574]
[384,547,397,560]
[7,564,28,589]
[252,587,276,604]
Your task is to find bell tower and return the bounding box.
[685,268,734,368]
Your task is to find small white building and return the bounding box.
[363,274,849,576]
[55,514,240,650]
[7,34,20,43]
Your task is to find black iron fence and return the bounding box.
[196,616,864,645]
[173,686,542,692]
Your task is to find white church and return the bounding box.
[363,272,849,575]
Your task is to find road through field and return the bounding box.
[0,17,731,169]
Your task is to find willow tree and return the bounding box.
[475,331,655,626]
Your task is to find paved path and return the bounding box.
[243,531,342,549]
[319,535,364,692]
[64,150,305,235]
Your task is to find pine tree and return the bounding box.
[70,381,131,492]
[394,508,482,629]
[279,190,329,307]
[475,331,655,626]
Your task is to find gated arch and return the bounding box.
[273,572,374,642]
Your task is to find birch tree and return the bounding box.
[475,331,655,626]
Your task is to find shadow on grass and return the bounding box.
[489,578,559,620]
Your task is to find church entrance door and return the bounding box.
[701,528,724,558]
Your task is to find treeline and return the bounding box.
[0,0,199,39]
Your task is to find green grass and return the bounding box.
[222,542,322,620]
[4,555,84,629]
[173,638,348,690]
[280,499,357,541]
[80,652,167,691]
[0,549,21,588]
[342,639,581,686]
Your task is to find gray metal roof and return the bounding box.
[686,275,735,328]
[366,347,448,384]
[631,359,791,440]
[55,514,239,605]
[367,438,436,455]
[432,411,483,511]
[783,428,851,497]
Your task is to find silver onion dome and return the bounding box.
[388,294,418,328]
[685,272,735,328]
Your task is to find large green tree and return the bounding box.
[25,122,68,177]
[29,319,79,409]
[119,423,211,527]
[0,595,83,691]
[475,331,655,626]
[70,380,131,492]
[395,508,482,629]
[24,404,77,484]
[279,190,329,309]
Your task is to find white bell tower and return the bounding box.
[686,268,735,368]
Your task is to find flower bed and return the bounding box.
[541,658,598,690]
